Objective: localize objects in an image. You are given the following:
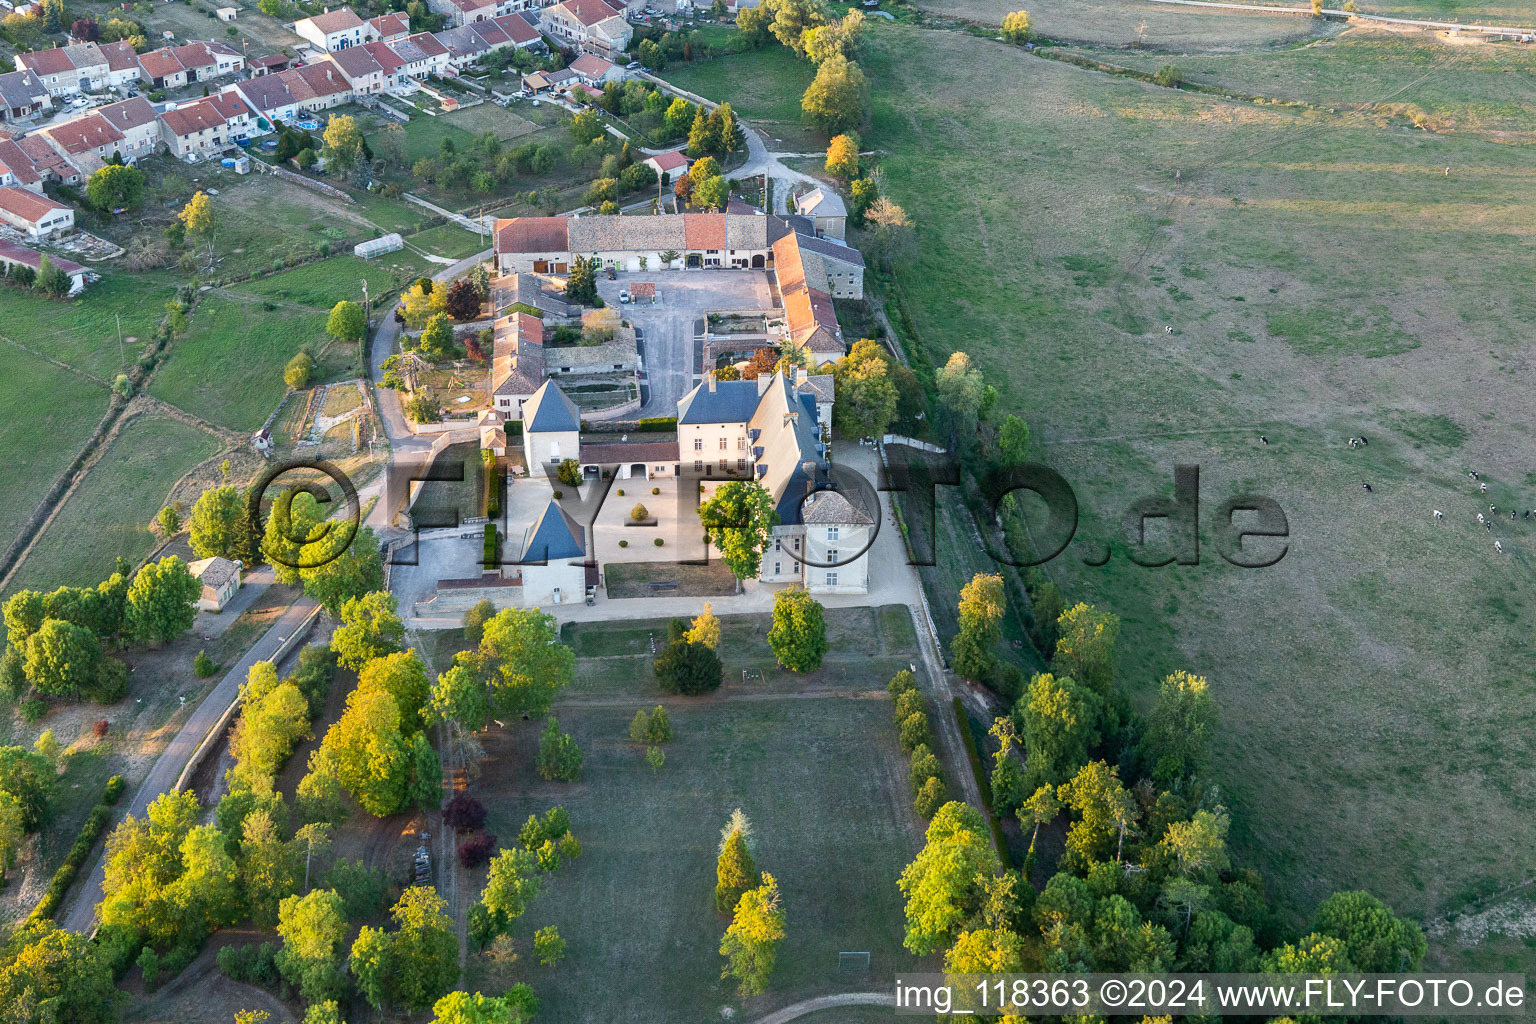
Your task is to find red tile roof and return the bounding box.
[496,217,571,254]
[19,48,76,77]
[138,49,186,79]
[557,0,623,26]
[0,185,70,225]
[173,42,216,69]
[569,53,615,80]
[304,7,365,33]
[683,213,725,250]
[403,31,449,57]
[491,13,539,42]
[99,40,139,72]
[95,96,158,132]
[45,113,125,154]
[647,149,689,172]
[361,40,405,74]
[368,11,410,36]
[207,91,251,120]
[0,139,41,186]
[160,98,227,137]
[0,238,83,274]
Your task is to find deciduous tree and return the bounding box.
[126,556,199,644]
[1140,669,1214,784]
[327,300,366,344]
[699,481,779,583]
[767,588,827,672]
[720,872,785,997]
[825,132,859,179]
[898,801,1001,953]
[86,163,147,212]
[189,485,257,563]
[333,591,405,671]
[801,55,867,135]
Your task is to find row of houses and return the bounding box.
[4,39,246,111]
[297,0,633,58]
[493,204,865,363]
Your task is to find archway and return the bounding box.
[751,254,765,269]
[629,463,647,480]
[686,253,702,269]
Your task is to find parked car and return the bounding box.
[626,60,641,70]
[606,264,617,279]
[619,288,630,303]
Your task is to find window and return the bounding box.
[718,437,728,450]
[773,562,781,575]
[694,460,703,472]
[826,526,839,541]
[827,549,839,564]
[737,438,746,450]
[736,458,746,470]
[773,537,781,552]
[718,458,729,471]
[693,438,702,451]
[825,572,838,587]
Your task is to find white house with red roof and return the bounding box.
[643,148,690,182]
[293,6,369,50]
[385,33,452,79]
[568,52,624,87]
[160,93,251,160]
[0,139,43,191]
[93,96,160,161]
[367,11,411,41]
[0,185,73,239]
[322,45,390,94]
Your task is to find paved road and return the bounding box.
[61,595,319,934]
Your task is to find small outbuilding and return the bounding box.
[188,556,242,612]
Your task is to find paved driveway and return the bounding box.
[596,271,774,417]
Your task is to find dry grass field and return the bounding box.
[846,21,1536,949]
[917,0,1331,46]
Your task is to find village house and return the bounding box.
[568,52,624,88]
[0,69,51,123]
[494,211,773,275]
[540,0,632,53]
[0,239,87,293]
[98,41,143,91]
[0,138,43,191]
[795,185,847,240]
[642,148,689,182]
[137,48,190,91]
[514,499,589,605]
[15,134,79,185]
[0,184,74,239]
[521,378,583,471]
[229,75,301,125]
[159,92,252,161]
[284,61,354,113]
[92,96,161,162]
[322,45,390,94]
[366,11,412,41]
[428,0,502,27]
[15,45,104,97]
[386,33,453,80]
[294,6,369,50]
[491,310,548,415]
[38,113,124,176]
[188,556,242,612]
[171,41,246,82]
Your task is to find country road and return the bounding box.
[60,596,320,934]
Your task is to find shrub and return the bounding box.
[93,719,110,738]
[21,698,47,722]
[458,832,498,868]
[193,650,215,678]
[893,688,925,723]
[898,711,931,754]
[630,503,648,522]
[1153,64,1182,88]
[888,669,918,698]
[618,540,628,548]
[557,458,582,487]
[654,538,664,546]
[616,489,624,497]
[445,794,487,833]
[637,416,676,432]
[652,487,660,495]
[104,775,125,803]
[915,775,948,818]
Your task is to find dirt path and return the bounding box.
[749,992,896,1024]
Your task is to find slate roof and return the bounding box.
[327,45,386,79]
[492,311,545,397]
[188,555,240,588]
[796,231,864,268]
[577,440,680,464]
[801,485,874,525]
[401,31,450,57]
[0,70,48,112]
[522,379,581,432]
[95,96,158,133]
[677,378,761,425]
[520,500,585,562]
[234,74,297,113]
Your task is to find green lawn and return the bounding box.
[666,46,816,122]
[7,412,222,592]
[150,292,359,432]
[443,605,931,1022]
[348,188,434,235]
[237,254,424,310]
[833,20,1536,939]
[0,350,111,554]
[405,222,491,260]
[0,272,177,380]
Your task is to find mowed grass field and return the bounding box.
[835,21,1536,939]
[430,606,931,1023]
[151,292,359,432]
[0,351,111,551]
[7,412,222,592]
[915,0,1330,46]
[667,45,816,121]
[0,272,177,380]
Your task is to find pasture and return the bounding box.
[425,605,931,1023]
[849,21,1536,935]
[914,0,1329,46]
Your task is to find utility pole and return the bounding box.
[115,313,124,366]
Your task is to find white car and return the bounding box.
[71,97,90,108]
[619,289,631,303]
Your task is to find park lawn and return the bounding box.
[237,254,424,310]
[150,292,358,432]
[0,272,177,380]
[1092,26,1536,140]
[448,607,931,1022]
[0,350,111,552]
[666,45,815,123]
[850,20,1536,937]
[405,222,490,260]
[6,412,222,593]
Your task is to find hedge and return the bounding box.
[636,416,676,432]
[953,697,1010,865]
[24,776,126,926]
[483,523,499,566]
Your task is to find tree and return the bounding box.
[473,847,542,945]
[32,254,70,297]
[653,630,723,695]
[228,664,310,792]
[953,573,1005,684]
[533,925,566,966]
[1001,9,1033,42]
[314,686,416,817]
[899,801,1001,954]
[0,925,120,1024]
[444,279,480,321]
[301,523,385,617]
[718,102,746,153]
[830,340,898,437]
[0,792,25,881]
[431,990,530,1024]
[720,872,786,997]
[86,164,146,212]
[322,115,364,172]
[536,717,582,781]
[687,107,720,157]
[124,556,197,645]
[327,300,366,344]
[692,174,728,211]
[715,809,757,913]
[936,350,986,439]
[1053,603,1119,698]
[864,195,913,270]
[1153,63,1182,88]
[767,588,827,673]
[477,608,575,718]
[349,924,391,1010]
[804,9,864,64]
[568,108,605,145]
[672,170,694,206]
[284,351,315,391]
[420,312,456,360]
[1161,809,1230,880]
[825,132,859,179]
[629,705,673,745]
[1057,759,1135,867]
[333,591,405,671]
[462,598,495,646]
[384,886,460,1011]
[276,888,348,1004]
[1140,669,1215,783]
[565,255,597,307]
[663,97,697,138]
[0,745,56,828]
[699,481,779,583]
[189,485,257,562]
[998,414,1031,468]
[23,618,103,697]
[801,55,868,135]
[358,651,431,732]
[1310,891,1426,972]
[686,603,721,649]
[1019,784,1061,849]
[179,190,218,269]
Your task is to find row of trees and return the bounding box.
[887,669,948,818]
[713,811,787,996]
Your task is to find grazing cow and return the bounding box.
[1481,482,1488,493]
[1259,435,1269,446]
[1477,513,1485,524]
[1470,470,1480,480]
[1362,482,1373,493]
[1433,510,1444,519]
[1491,504,1497,513]
[1495,541,1504,553]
